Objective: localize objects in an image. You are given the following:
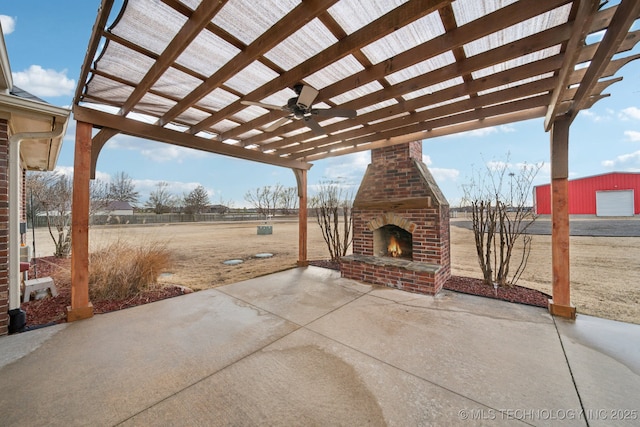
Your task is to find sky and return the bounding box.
[1,1,639,208]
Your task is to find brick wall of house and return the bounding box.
[0,119,9,335]
[341,141,451,295]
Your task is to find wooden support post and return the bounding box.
[294,168,308,267]
[548,116,575,319]
[67,121,94,321]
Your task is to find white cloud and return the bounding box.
[106,134,208,163]
[619,107,640,121]
[0,15,16,34]
[624,130,640,142]
[320,151,369,183]
[12,65,75,97]
[53,165,74,177]
[430,167,459,181]
[581,108,615,123]
[602,150,640,168]
[422,154,459,181]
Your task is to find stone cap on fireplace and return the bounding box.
[341,254,442,274]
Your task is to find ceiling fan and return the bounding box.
[240,84,357,135]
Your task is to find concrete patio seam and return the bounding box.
[360,290,552,324]
[552,316,590,427]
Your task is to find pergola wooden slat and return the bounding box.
[69,0,640,322]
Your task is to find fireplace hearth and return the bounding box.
[340,141,450,295]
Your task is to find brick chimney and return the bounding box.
[341,141,451,294]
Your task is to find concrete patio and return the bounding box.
[0,266,638,426]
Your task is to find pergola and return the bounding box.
[70,0,640,321]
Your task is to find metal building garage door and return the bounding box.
[596,190,634,216]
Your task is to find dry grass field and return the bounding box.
[30,218,640,324]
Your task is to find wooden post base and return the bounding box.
[297,260,309,267]
[66,303,94,322]
[548,299,576,320]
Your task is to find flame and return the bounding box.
[388,235,402,258]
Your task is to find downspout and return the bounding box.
[8,122,65,310]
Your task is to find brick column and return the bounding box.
[0,119,9,335]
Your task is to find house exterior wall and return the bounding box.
[0,119,9,335]
[535,172,640,215]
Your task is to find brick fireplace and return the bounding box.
[340,141,450,294]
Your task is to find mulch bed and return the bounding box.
[308,259,550,308]
[19,257,187,330]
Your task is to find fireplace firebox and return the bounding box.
[374,225,412,259]
[340,141,451,295]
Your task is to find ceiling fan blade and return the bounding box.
[297,85,319,109]
[304,117,326,135]
[240,100,284,111]
[311,108,357,118]
[264,116,291,132]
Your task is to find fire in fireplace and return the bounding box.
[374,224,412,260]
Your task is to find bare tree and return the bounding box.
[278,186,298,214]
[27,172,113,257]
[90,179,112,216]
[108,171,139,204]
[145,182,176,214]
[310,180,354,261]
[27,172,73,257]
[244,185,280,218]
[461,157,542,287]
[183,185,210,214]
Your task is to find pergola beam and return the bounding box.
[194,0,449,136]
[73,105,312,170]
[159,0,341,127]
[566,0,640,122]
[222,0,570,142]
[543,0,599,131]
[303,107,548,162]
[119,0,228,116]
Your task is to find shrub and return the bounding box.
[89,240,173,300]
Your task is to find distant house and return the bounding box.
[207,204,228,214]
[104,201,135,216]
[534,172,640,216]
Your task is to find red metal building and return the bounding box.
[534,172,640,216]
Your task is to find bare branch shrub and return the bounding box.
[310,180,354,261]
[461,157,542,287]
